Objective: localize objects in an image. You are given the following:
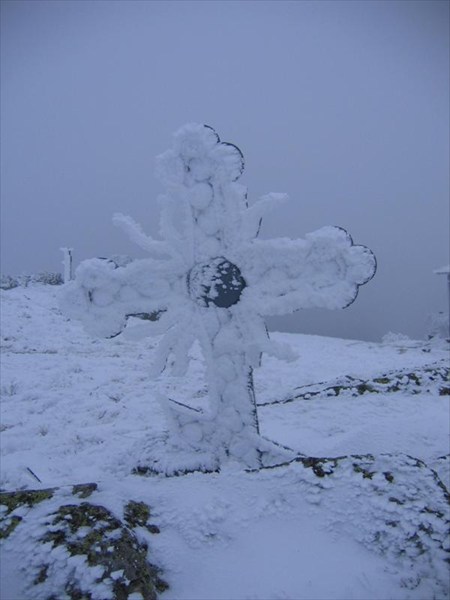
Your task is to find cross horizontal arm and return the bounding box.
[239,226,376,316]
[60,257,182,338]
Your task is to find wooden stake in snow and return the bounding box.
[60,124,376,473]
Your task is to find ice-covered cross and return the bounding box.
[61,124,376,474]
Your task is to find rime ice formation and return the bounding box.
[60,124,376,473]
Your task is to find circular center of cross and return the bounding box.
[187,258,246,308]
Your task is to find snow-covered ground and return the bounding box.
[1,285,449,599]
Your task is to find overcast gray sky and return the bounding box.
[1,0,449,342]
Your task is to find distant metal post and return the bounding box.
[433,266,450,338]
[60,248,73,283]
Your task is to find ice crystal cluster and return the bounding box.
[61,124,376,473]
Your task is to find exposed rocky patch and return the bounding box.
[0,486,167,600]
[0,487,55,539]
[258,361,450,406]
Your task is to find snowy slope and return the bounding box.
[1,285,449,599]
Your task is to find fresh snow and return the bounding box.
[1,284,449,599]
